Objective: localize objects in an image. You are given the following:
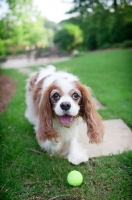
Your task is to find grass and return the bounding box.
[0,49,132,199]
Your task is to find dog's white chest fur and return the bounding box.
[38,117,89,165]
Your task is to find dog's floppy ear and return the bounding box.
[33,82,59,142]
[76,82,104,143]
[27,73,39,92]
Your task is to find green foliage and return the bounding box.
[0,40,5,56]
[66,1,132,50]
[99,43,112,49]
[122,40,132,48]
[2,0,32,10]
[110,9,124,43]
[0,1,57,56]
[67,0,96,17]
[54,24,83,52]
[97,10,110,48]
[82,15,97,50]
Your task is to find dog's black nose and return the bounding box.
[60,102,71,111]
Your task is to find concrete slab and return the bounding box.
[1,56,70,69]
[78,119,132,158]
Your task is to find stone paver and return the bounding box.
[78,119,132,158]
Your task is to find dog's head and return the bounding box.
[29,71,104,143]
[50,79,82,127]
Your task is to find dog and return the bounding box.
[25,66,104,165]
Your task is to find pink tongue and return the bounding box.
[59,115,73,126]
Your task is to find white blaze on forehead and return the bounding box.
[56,78,76,94]
[42,71,79,90]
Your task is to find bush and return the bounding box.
[5,48,13,55]
[87,33,97,50]
[0,56,7,63]
[54,24,83,52]
[100,43,112,49]
[0,41,5,56]
[122,40,132,48]
[15,48,26,55]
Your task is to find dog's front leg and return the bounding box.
[39,139,61,156]
[67,130,89,165]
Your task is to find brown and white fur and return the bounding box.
[25,66,104,165]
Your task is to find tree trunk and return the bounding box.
[113,0,117,10]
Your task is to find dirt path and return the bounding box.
[0,74,16,113]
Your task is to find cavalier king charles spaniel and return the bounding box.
[25,66,104,165]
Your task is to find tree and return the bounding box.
[66,0,132,16]
[66,0,94,17]
[110,5,132,43]
[54,24,83,52]
[0,0,57,56]
[64,0,132,50]
[0,0,32,11]
[97,10,110,48]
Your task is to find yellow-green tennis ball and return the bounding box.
[67,170,83,186]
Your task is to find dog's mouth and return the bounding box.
[58,114,74,126]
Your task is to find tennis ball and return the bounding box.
[67,170,83,186]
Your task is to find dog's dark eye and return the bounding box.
[72,92,79,100]
[52,93,60,100]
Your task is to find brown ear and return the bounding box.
[76,82,104,143]
[35,85,59,142]
[27,73,39,92]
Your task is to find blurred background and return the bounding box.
[0,0,132,62]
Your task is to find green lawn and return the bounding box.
[0,49,132,199]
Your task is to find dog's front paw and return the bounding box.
[67,152,89,165]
